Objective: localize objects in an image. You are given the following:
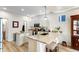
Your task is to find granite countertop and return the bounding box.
[26,32,59,44]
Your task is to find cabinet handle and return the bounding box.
[78,39,79,42]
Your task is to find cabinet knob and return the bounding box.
[78,39,79,42]
[76,43,78,46]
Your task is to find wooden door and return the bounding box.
[3,31,6,40]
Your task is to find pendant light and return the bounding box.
[44,6,48,20]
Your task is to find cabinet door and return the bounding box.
[75,38,79,50]
[72,20,79,36]
[72,37,79,50]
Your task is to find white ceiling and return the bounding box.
[0,6,78,16]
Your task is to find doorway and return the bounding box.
[2,18,7,40]
[0,18,2,51]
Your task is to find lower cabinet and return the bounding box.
[28,39,37,52]
[71,36,79,50]
[16,33,29,46]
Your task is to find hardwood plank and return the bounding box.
[3,40,28,52]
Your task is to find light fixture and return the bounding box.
[44,6,48,20]
[21,8,24,11]
[2,18,7,25]
[3,7,7,10]
[23,16,28,21]
[39,10,42,13]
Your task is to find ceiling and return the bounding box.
[0,6,78,16]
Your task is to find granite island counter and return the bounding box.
[25,32,59,52]
[26,32,59,44]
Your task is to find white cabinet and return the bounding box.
[16,33,24,46]
[37,42,46,52]
[16,33,29,46]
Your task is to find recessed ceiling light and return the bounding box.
[3,7,7,10]
[21,8,24,11]
[39,10,42,12]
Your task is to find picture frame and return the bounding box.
[12,21,19,28]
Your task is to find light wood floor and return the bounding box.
[2,40,78,52]
[3,40,28,52]
[58,45,78,52]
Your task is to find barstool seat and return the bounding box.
[46,42,59,52]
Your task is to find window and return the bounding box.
[59,15,66,22]
[0,18,2,52]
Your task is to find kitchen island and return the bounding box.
[26,32,59,52]
[15,32,78,52]
[16,32,59,52]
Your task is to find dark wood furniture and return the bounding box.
[3,31,6,40]
[71,15,79,50]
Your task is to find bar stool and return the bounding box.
[46,42,59,52]
[61,41,67,47]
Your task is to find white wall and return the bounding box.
[31,15,50,29]
[8,16,24,41]
[32,8,79,46]
[0,10,33,41]
[0,11,24,41]
[1,8,79,45]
